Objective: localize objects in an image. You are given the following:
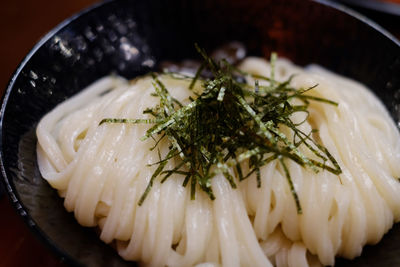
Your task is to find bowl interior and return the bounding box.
[1,0,400,266]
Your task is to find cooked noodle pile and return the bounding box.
[36,58,400,267]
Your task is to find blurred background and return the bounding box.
[0,0,399,266]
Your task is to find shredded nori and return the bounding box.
[100,45,342,213]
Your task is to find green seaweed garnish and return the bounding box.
[100,45,342,213]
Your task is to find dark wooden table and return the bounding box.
[0,1,399,266]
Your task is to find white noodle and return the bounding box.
[36,58,400,266]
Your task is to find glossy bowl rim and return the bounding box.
[0,0,399,266]
[335,0,400,16]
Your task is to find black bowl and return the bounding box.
[1,0,400,266]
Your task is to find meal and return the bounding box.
[36,47,400,267]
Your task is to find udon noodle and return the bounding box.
[36,57,400,267]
